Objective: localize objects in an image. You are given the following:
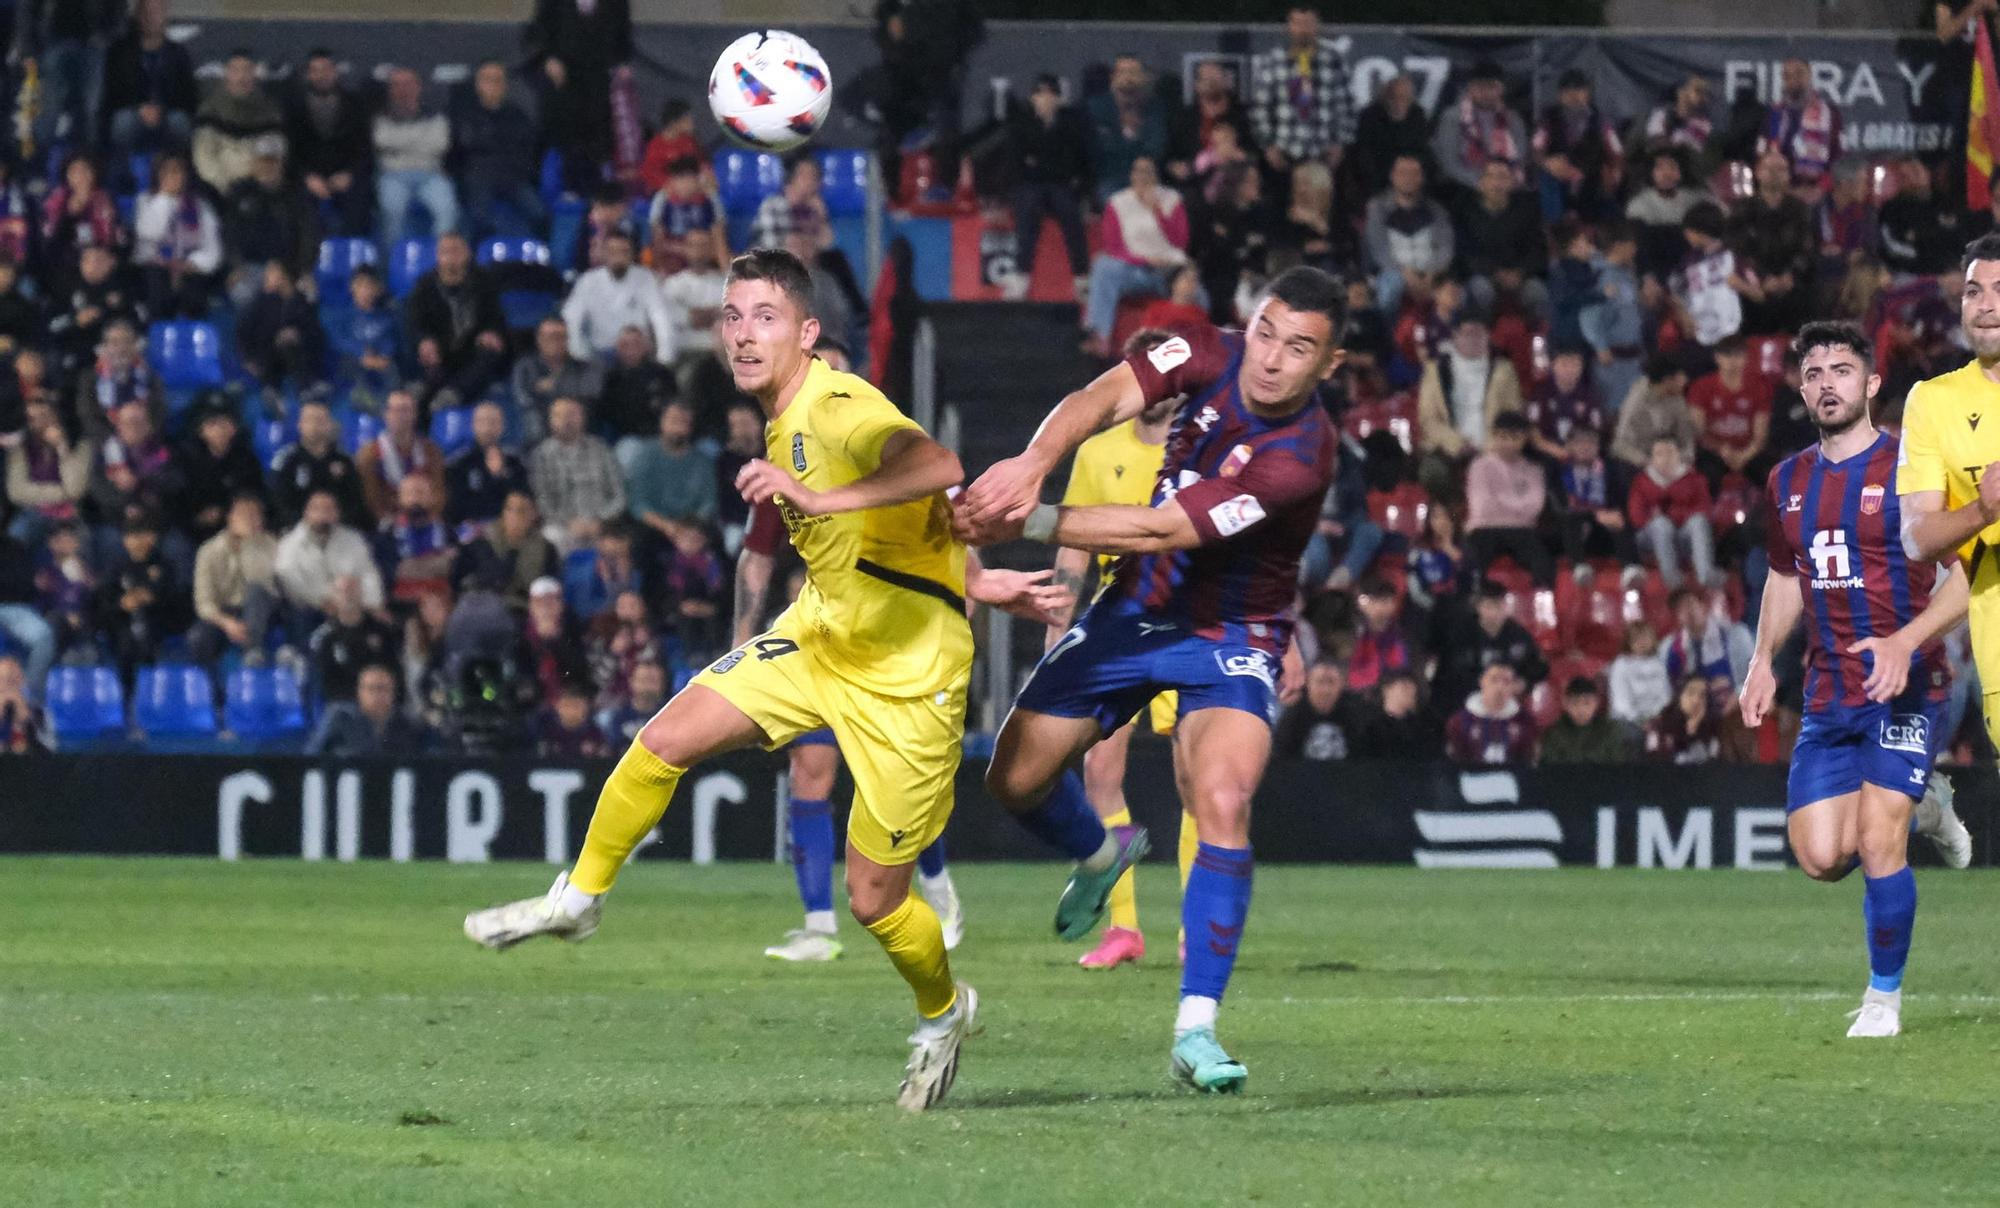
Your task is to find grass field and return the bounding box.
[4,859,1999,1206]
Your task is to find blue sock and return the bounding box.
[916,837,947,879]
[1181,843,1254,1003]
[787,798,835,917]
[1862,866,1917,993]
[1015,771,1108,861]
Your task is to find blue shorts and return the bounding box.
[791,728,837,748]
[1787,688,1948,812]
[1013,597,1280,735]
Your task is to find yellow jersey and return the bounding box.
[1061,420,1168,576]
[765,357,971,698]
[1896,361,2000,571]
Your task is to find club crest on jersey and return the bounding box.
[1215,650,1276,690]
[1880,713,1929,755]
[1220,444,1253,477]
[791,433,808,473]
[1860,484,1884,515]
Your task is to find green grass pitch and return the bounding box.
[3,858,1998,1206]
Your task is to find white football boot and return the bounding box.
[1846,987,1902,1039]
[897,984,981,1112]
[763,928,844,962]
[1913,772,1973,870]
[463,872,601,950]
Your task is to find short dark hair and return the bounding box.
[783,150,820,181]
[1964,231,2000,273]
[1032,72,1062,94]
[659,98,691,127]
[1258,265,1346,343]
[228,48,256,63]
[1681,201,1726,239]
[306,47,335,63]
[1564,675,1601,698]
[1792,319,1873,371]
[1712,334,1746,356]
[1493,411,1532,434]
[1598,220,1638,248]
[726,248,817,320]
[1557,68,1591,92]
[1355,573,1395,599]
[1644,352,1684,384]
[1468,59,1506,84]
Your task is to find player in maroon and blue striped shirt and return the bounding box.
[1739,320,1973,1040]
[957,266,1343,1094]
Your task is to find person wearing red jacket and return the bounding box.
[1628,434,1715,589]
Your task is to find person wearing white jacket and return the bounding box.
[132,153,223,317]
[561,227,677,364]
[275,489,385,617]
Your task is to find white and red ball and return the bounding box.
[707,30,833,153]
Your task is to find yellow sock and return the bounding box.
[1177,809,1199,893]
[1104,807,1140,931]
[571,740,686,895]
[864,893,958,1018]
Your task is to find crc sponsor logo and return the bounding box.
[1880,713,1930,754]
[1214,649,1276,690]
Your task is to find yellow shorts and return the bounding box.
[692,618,967,867]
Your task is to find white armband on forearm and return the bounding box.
[1022,503,1060,544]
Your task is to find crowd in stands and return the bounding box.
[0,2,1986,769]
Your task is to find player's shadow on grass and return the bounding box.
[951,1083,1533,1112]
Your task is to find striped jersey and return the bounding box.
[1765,431,1950,711]
[1113,323,1337,654]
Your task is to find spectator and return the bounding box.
[1610,354,1695,470]
[374,66,459,253]
[89,402,183,564]
[598,656,667,745]
[1608,620,1673,726]
[176,400,266,544]
[1190,117,1254,210]
[1085,53,1170,203]
[445,402,530,528]
[0,254,42,355]
[625,399,717,540]
[405,232,509,408]
[40,155,124,294]
[376,475,457,604]
[328,266,401,412]
[1534,69,1623,221]
[284,48,375,237]
[94,512,187,683]
[1082,158,1192,354]
[659,523,727,656]
[521,574,592,703]
[1353,73,1432,197]
[6,398,92,546]
[1004,74,1092,302]
[1728,150,1815,336]
[1580,222,1645,416]
[1672,201,1741,349]
[1877,155,1967,278]
[101,0,199,160]
[1348,575,1424,693]
[1299,437,1383,592]
[1814,157,1880,291]
[309,576,401,702]
[1546,219,1603,352]
[355,389,446,524]
[1437,579,1548,706]
[73,325,165,470]
[638,99,702,196]
[275,488,386,617]
[1540,676,1632,763]
[1167,59,1252,185]
[1643,674,1722,764]
[1247,6,1357,179]
[1355,670,1443,759]
[189,493,280,664]
[1521,344,1604,462]
[1640,74,1714,164]
[132,153,223,318]
[1660,586,1752,691]
[1432,60,1526,195]
[648,155,728,279]
[585,588,663,707]
[15,0,122,151]
[305,663,433,755]
[1273,658,1366,760]
[1363,154,1454,315]
[714,400,765,538]
[269,400,366,528]
[511,316,604,445]
[1456,158,1548,318]
[563,522,645,622]
[223,139,319,301]
[529,396,626,551]
[1628,435,1716,591]
[193,49,285,195]
[1624,148,1711,283]
[1464,412,1554,587]
[1758,57,1842,190]
[0,532,56,701]
[1416,309,1523,476]
[1268,160,1348,279]
[1445,662,1537,768]
[1686,337,1774,487]
[50,250,141,385]
[0,653,48,753]
[532,681,612,758]
[1556,425,1637,586]
[562,229,677,364]
[236,260,326,397]
[521,0,633,189]
[452,489,557,609]
[1135,265,1210,334]
[750,154,833,256]
[1192,158,1270,324]
[455,59,548,241]
[593,322,675,456]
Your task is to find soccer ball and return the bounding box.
[708,30,834,153]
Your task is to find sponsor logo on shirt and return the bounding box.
[1147,336,1192,374]
[1194,405,1220,432]
[1207,493,1266,536]
[1215,650,1277,691]
[1785,493,1803,513]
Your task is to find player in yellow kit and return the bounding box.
[464,249,1063,1112]
[1900,232,2000,777]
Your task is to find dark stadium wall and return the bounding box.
[4,753,1994,868]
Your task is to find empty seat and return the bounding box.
[225,665,308,741]
[134,665,217,737]
[477,237,551,267]
[714,147,784,216]
[316,237,379,301]
[342,410,383,455]
[387,237,436,300]
[147,320,225,389]
[91,666,125,733]
[818,148,871,217]
[431,406,475,457]
[254,417,296,470]
[46,666,121,741]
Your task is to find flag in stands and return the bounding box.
[1970,14,2000,208]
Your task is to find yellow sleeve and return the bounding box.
[826,388,922,473]
[1897,381,1947,496]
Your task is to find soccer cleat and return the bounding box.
[897,983,980,1112]
[463,872,600,951]
[763,928,843,962]
[1054,825,1151,941]
[1846,988,1902,1038]
[1078,926,1145,969]
[1914,772,1973,870]
[921,872,966,951]
[1171,1026,1247,1094]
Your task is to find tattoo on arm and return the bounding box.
[1052,566,1087,626]
[733,554,771,646]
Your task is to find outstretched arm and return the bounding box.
[959,362,1151,525]
[736,429,963,518]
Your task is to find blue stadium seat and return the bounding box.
[819,149,872,217]
[538,148,567,206]
[498,288,558,332]
[477,237,551,267]
[45,667,98,741]
[148,320,225,389]
[316,237,379,302]
[129,154,153,194]
[715,148,784,217]
[431,406,475,457]
[225,665,307,741]
[91,666,125,734]
[134,665,217,738]
[341,410,383,456]
[254,417,296,470]
[548,196,588,270]
[387,237,435,300]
